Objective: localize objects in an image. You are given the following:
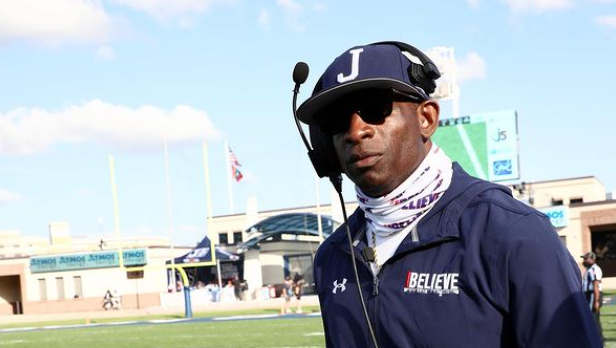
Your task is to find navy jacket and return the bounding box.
[314,163,601,347]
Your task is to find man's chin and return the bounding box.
[352,172,390,197]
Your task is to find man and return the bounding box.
[293,273,305,313]
[582,251,604,344]
[295,42,601,347]
[280,276,293,315]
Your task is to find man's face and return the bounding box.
[583,257,595,267]
[321,89,433,197]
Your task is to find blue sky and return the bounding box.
[1,0,615,246]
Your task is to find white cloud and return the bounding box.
[467,0,481,8]
[96,45,116,60]
[277,0,304,32]
[502,0,573,14]
[457,52,487,82]
[109,0,235,26]
[0,189,22,204]
[258,9,271,30]
[0,0,117,46]
[596,15,616,28]
[0,100,222,155]
[110,0,211,20]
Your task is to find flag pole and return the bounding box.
[108,154,124,268]
[202,141,217,266]
[224,139,235,214]
[164,140,177,292]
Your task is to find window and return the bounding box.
[56,277,65,300]
[591,226,616,277]
[233,231,243,244]
[38,279,47,301]
[218,232,228,245]
[73,276,83,299]
[552,198,563,206]
[570,197,584,204]
[127,270,144,279]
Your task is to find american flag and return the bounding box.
[228,146,243,182]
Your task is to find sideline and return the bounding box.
[0,295,319,326]
[0,311,323,334]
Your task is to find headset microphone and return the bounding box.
[293,62,309,86]
[291,62,380,348]
[292,62,313,152]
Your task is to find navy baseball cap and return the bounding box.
[297,42,432,125]
[581,252,597,260]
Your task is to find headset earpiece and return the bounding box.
[374,41,441,95]
[309,125,342,177]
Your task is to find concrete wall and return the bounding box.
[527,177,605,208]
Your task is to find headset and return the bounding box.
[291,41,441,348]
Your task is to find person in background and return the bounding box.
[102,289,113,310]
[293,273,305,314]
[233,277,242,301]
[280,276,293,315]
[222,279,236,302]
[582,251,604,345]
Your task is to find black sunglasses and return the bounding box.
[316,89,425,135]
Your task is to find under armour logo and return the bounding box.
[332,278,347,294]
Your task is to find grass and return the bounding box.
[0,317,325,348]
[602,304,616,347]
[0,306,320,329]
[3,303,615,347]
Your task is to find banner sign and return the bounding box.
[539,206,569,228]
[433,110,520,182]
[30,249,147,273]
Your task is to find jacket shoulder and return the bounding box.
[461,187,561,256]
[315,207,362,265]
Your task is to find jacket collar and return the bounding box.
[329,163,512,256]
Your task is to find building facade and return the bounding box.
[0,228,189,315]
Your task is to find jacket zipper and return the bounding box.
[371,263,386,346]
[372,274,379,295]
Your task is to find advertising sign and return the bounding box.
[433,110,519,182]
[539,206,569,228]
[30,249,147,273]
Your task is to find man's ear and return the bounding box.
[418,100,439,140]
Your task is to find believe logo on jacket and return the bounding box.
[404,270,460,296]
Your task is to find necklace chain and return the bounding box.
[371,229,380,274]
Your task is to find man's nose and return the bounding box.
[343,112,374,143]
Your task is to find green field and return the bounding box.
[0,317,325,348]
[4,305,616,347]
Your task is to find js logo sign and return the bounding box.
[492,128,507,142]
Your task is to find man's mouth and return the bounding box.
[349,152,382,169]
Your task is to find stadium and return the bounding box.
[2,1,616,346]
[2,177,616,315]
